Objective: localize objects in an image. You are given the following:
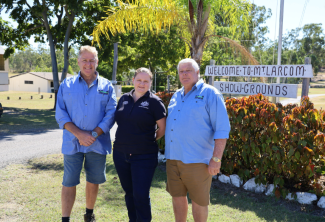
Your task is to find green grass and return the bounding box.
[0,91,58,133]
[0,91,55,109]
[0,154,323,222]
[0,107,57,134]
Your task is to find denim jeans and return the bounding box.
[113,149,158,222]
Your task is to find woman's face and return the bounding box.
[133,72,152,94]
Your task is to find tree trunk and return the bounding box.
[61,9,75,82]
[42,4,59,110]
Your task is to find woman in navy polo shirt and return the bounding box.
[113,67,166,222]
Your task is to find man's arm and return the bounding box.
[208,139,227,175]
[207,90,231,175]
[97,84,117,134]
[64,122,96,146]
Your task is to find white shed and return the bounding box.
[0,46,9,91]
[9,72,72,93]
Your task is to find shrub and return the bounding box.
[122,86,165,93]
[155,86,165,92]
[121,86,134,93]
[223,94,325,198]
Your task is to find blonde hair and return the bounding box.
[78,45,98,61]
[134,67,153,80]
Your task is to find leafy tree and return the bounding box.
[0,0,113,108]
[92,0,257,70]
[0,17,29,57]
[9,46,78,74]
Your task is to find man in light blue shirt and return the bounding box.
[165,58,230,222]
[55,46,116,222]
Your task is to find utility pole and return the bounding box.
[273,0,284,103]
[112,42,118,86]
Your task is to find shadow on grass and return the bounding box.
[209,181,324,221]
[0,107,59,141]
[27,159,64,171]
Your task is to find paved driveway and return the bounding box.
[0,123,117,169]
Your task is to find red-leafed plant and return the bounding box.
[223,94,325,198]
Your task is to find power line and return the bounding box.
[288,0,309,64]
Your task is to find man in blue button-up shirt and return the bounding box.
[55,46,116,222]
[165,58,230,222]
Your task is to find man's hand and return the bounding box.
[77,131,96,147]
[208,158,221,175]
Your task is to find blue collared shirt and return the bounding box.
[165,79,230,165]
[55,72,117,155]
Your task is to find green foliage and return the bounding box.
[9,46,78,74]
[155,86,165,92]
[0,18,29,58]
[223,94,325,198]
[121,86,134,93]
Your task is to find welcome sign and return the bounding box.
[205,65,313,78]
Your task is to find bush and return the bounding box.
[155,86,165,92]
[121,86,134,93]
[223,94,325,198]
[122,86,165,93]
[155,91,174,153]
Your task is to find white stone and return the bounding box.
[317,196,325,208]
[218,174,231,184]
[229,174,243,188]
[255,183,267,194]
[286,193,295,200]
[265,184,275,196]
[158,152,166,163]
[243,178,257,192]
[296,192,317,205]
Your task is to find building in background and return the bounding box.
[0,46,9,91]
[9,72,72,93]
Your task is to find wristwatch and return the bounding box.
[91,131,98,139]
[211,156,221,163]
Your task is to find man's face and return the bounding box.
[178,62,199,88]
[78,51,98,77]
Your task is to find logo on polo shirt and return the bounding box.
[139,101,149,109]
[123,101,128,105]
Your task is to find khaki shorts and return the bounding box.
[166,159,212,206]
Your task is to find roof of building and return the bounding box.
[0,46,5,54]
[10,72,73,81]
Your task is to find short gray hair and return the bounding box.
[78,45,98,61]
[177,58,199,72]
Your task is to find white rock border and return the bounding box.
[215,174,324,208]
[157,157,324,208]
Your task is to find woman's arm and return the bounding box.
[155,117,166,140]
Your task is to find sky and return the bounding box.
[253,0,325,40]
[1,0,325,49]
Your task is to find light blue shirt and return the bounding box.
[55,72,117,155]
[165,79,230,165]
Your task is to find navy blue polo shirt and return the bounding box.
[114,89,166,154]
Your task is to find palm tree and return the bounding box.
[92,0,259,67]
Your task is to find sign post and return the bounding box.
[301,57,311,99]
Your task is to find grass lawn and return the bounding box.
[0,91,58,134]
[0,154,323,222]
[0,91,55,109]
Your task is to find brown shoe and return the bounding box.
[84,213,96,222]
